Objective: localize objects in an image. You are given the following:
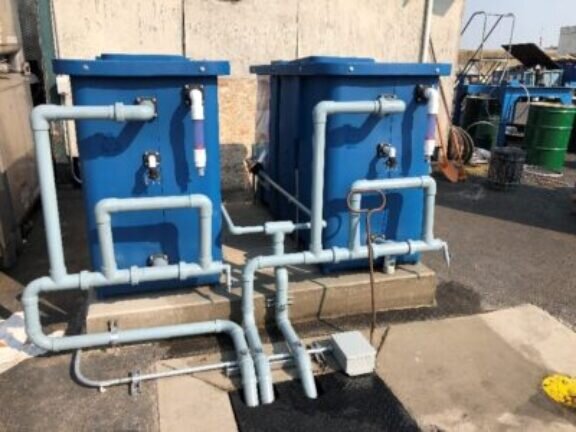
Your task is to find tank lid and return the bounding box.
[251,56,451,76]
[53,54,230,77]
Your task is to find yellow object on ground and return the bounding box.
[542,374,576,408]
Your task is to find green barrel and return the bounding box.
[525,103,576,172]
[461,96,500,150]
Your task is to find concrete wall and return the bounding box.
[51,0,465,191]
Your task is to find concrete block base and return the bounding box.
[86,262,436,332]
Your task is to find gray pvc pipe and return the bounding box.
[241,259,275,404]
[22,275,259,407]
[221,204,265,235]
[310,97,406,254]
[73,345,331,391]
[349,176,437,251]
[273,232,318,399]
[240,236,446,401]
[96,195,213,278]
[221,204,318,237]
[30,103,155,281]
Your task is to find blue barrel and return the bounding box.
[54,54,229,297]
[251,57,450,271]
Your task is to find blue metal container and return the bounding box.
[54,54,229,297]
[251,57,451,270]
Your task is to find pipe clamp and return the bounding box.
[114,102,125,122]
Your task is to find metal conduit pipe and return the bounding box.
[310,97,407,255]
[96,195,213,278]
[30,102,156,281]
[349,176,438,251]
[21,274,259,406]
[273,231,318,398]
[73,345,331,391]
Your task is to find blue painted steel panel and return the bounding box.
[253,57,451,271]
[55,54,229,297]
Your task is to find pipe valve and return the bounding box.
[376,143,397,169]
[143,151,161,184]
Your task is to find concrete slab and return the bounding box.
[378,304,576,431]
[156,359,238,432]
[154,305,576,431]
[86,201,436,332]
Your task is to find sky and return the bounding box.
[460,0,576,50]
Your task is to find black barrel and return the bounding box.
[487,147,526,190]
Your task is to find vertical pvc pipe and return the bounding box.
[241,261,275,404]
[310,105,328,255]
[273,232,318,399]
[33,130,67,281]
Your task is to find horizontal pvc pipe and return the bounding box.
[29,103,155,281]
[31,103,155,131]
[22,273,258,407]
[310,97,406,254]
[221,205,317,237]
[96,195,213,278]
[349,176,437,250]
[221,204,265,235]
